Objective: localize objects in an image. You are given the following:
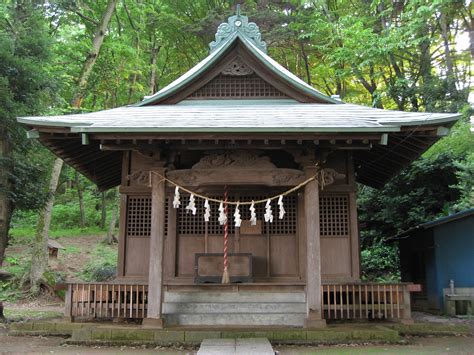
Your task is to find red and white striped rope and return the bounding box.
[223,187,229,270]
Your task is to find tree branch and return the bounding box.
[71,9,99,26]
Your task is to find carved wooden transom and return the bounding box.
[192,150,276,169]
[221,58,254,76]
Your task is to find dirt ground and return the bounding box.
[1,311,474,355]
[0,329,473,354]
[5,234,110,280]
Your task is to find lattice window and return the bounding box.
[189,74,287,99]
[126,196,168,237]
[177,194,297,236]
[319,195,350,237]
[267,195,297,235]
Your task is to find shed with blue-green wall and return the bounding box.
[393,209,474,312]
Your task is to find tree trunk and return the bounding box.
[149,44,161,94]
[0,130,12,267]
[299,41,312,85]
[29,158,63,295]
[439,10,457,96]
[70,0,117,108]
[104,188,119,244]
[74,171,85,228]
[100,191,106,229]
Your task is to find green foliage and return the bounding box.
[359,153,461,249]
[0,1,59,208]
[0,255,30,302]
[9,226,107,246]
[79,244,117,282]
[360,242,400,282]
[453,153,474,211]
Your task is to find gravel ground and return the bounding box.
[1,311,473,354]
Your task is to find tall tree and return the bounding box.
[0,1,56,266]
[70,0,117,108]
[28,0,118,292]
[29,158,63,295]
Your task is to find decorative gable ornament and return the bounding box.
[222,58,254,76]
[209,4,267,54]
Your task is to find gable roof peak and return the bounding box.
[210,4,267,54]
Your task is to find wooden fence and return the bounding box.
[65,281,411,322]
[65,282,148,320]
[321,283,411,320]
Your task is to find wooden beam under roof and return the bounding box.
[99,140,373,151]
[90,133,385,141]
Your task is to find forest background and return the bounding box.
[0,0,472,302]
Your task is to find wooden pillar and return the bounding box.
[304,166,326,328]
[143,168,166,328]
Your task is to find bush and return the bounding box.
[361,242,400,282]
[79,245,117,282]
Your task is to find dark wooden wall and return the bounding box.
[117,149,360,284]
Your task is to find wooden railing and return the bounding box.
[65,281,412,322]
[65,282,148,320]
[321,283,411,321]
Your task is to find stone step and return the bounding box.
[164,291,306,303]
[164,313,305,327]
[198,338,274,355]
[163,302,306,314]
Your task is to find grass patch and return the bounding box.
[10,226,108,245]
[63,246,81,254]
[79,244,118,281]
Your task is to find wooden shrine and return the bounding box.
[18,7,460,328]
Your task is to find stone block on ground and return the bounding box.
[197,338,273,355]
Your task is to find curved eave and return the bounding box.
[136,33,339,106]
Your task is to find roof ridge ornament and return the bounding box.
[209,4,267,54]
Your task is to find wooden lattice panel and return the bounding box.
[177,194,297,236]
[319,195,349,237]
[189,74,287,99]
[268,195,297,235]
[126,196,168,237]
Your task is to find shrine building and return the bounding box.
[18,9,460,328]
